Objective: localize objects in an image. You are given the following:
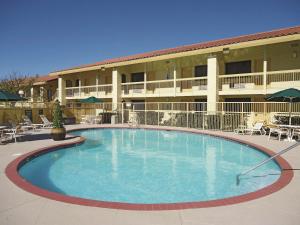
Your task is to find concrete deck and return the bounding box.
[0,124,299,225]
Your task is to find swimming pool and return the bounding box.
[14,128,288,208]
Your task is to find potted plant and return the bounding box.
[51,100,66,141]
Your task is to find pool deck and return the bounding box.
[0,124,299,225]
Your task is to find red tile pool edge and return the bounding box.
[5,126,294,211]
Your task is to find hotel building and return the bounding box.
[49,26,300,112]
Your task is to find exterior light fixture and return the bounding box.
[292,51,298,58]
[18,90,24,97]
[126,102,132,108]
[100,67,106,71]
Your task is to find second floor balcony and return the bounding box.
[62,69,300,99]
[121,77,208,98]
[65,84,112,99]
[219,69,300,95]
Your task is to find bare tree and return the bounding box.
[0,72,36,94]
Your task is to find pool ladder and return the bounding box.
[236,142,300,185]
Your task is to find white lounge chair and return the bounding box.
[3,125,26,143]
[247,122,266,135]
[128,112,139,127]
[22,115,43,131]
[0,130,12,144]
[291,128,300,141]
[235,122,266,135]
[268,127,289,141]
[40,115,53,128]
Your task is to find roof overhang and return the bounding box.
[49,33,300,77]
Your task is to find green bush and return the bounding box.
[52,100,64,128]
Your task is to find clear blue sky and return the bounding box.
[0,0,299,78]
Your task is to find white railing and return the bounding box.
[219,69,300,92]
[176,77,207,93]
[121,77,207,97]
[118,102,300,130]
[65,84,112,98]
[267,69,300,85]
[63,69,300,98]
[219,72,264,91]
[146,80,174,96]
[122,82,145,97]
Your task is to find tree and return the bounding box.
[52,100,64,128]
[0,72,35,95]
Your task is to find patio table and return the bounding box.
[278,125,300,141]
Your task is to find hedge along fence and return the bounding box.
[0,107,53,125]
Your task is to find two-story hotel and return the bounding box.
[50,26,300,112]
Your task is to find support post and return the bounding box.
[96,75,99,97]
[263,60,268,94]
[186,102,189,128]
[112,69,121,111]
[207,56,219,114]
[58,77,66,105]
[78,79,82,97]
[30,87,34,102]
[173,66,177,96]
[144,71,147,96]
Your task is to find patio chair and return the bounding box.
[22,115,43,131]
[39,115,53,128]
[92,115,102,124]
[160,112,177,126]
[0,130,13,144]
[128,112,139,127]
[234,125,248,135]
[80,115,93,124]
[235,122,266,135]
[3,125,26,142]
[291,128,300,140]
[268,127,289,141]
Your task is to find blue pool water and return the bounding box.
[19,129,281,204]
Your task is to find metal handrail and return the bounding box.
[236,142,300,185]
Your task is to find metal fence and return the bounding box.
[65,101,300,131]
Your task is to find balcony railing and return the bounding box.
[63,69,300,98]
[267,69,300,87]
[219,72,264,91]
[176,77,207,94]
[219,69,300,92]
[121,77,208,97]
[66,84,112,98]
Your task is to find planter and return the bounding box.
[51,127,66,141]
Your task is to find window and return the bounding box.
[121,74,127,83]
[195,99,207,111]
[225,60,251,74]
[66,80,73,87]
[47,89,52,101]
[131,72,144,82]
[24,110,33,122]
[132,100,145,110]
[195,65,207,77]
[75,79,80,87]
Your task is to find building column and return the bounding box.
[39,87,44,102]
[112,69,121,110]
[58,77,66,105]
[144,71,147,95]
[78,79,82,97]
[30,87,34,102]
[207,56,219,113]
[96,75,99,97]
[263,60,268,94]
[173,66,177,97]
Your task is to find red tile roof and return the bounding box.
[35,75,58,82]
[55,25,300,73]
